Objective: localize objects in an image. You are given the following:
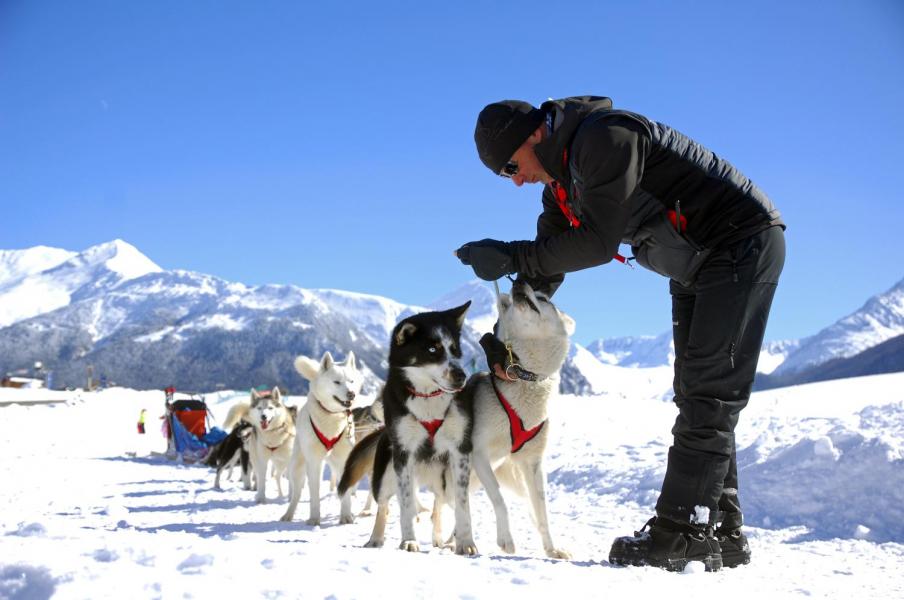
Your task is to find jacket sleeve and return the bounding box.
[513,117,648,278]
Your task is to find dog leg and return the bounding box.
[359,488,375,517]
[520,459,570,560]
[252,449,269,504]
[305,458,323,526]
[364,502,389,548]
[280,448,306,522]
[450,451,478,556]
[395,454,419,552]
[332,455,355,525]
[214,466,224,491]
[473,453,515,553]
[431,494,444,547]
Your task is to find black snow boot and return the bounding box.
[609,517,722,572]
[715,527,750,568]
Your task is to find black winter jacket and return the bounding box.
[512,96,784,292]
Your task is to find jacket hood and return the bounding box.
[535,96,613,182]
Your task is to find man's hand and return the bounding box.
[454,239,516,281]
[479,332,516,382]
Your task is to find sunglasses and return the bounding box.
[498,160,519,178]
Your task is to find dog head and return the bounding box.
[496,279,575,378]
[249,387,285,431]
[389,301,471,393]
[294,351,363,413]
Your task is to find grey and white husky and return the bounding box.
[468,279,575,559]
[224,387,296,503]
[339,302,478,555]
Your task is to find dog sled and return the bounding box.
[162,387,227,463]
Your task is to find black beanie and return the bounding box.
[474,100,546,174]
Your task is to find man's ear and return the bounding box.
[528,123,545,145]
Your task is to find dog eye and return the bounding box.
[334,380,341,384]
[428,347,436,353]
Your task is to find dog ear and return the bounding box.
[272,386,281,402]
[250,388,259,400]
[294,356,320,381]
[394,322,417,346]
[345,351,357,370]
[448,300,471,329]
[320,351,335,371]
[558,310,576,336]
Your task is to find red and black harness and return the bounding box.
[310,400,351,452]
[492,378,546,453]
[407,387,448,444]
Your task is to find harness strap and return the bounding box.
[310,416,344,451]
[407,387,445,398]
[492,380,545,453]
[419,419,444,444]
[551,150,629,265]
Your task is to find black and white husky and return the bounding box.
[339,302,478,555]
[469,279,575,559]
[204,421,253,490]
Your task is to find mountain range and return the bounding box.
[1,240,902,394]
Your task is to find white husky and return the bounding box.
[280,351,363,526]
[224,387,296,504]
[469,279,575,559]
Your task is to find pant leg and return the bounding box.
[656,226,784,525]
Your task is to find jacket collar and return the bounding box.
[533,96,614,184]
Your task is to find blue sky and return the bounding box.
[2,0,902,345]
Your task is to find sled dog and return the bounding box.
[339,302,478,555]
[279,351,363,526]
[469,279,575,558]
[224,387,296,503]
[204,421,253,490]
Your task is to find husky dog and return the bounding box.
[224,387,296,503]
[279,351,363,526]
[339,302,478,555]
[469,279,575,559]
[204,421,253,490]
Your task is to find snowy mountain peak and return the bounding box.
[0,245,76,285]
[73,239,162,281]
[428,279,497,334]
[774,276,904,376]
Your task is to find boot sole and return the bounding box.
[610,554,723,572]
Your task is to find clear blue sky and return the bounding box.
[2,0,902,345]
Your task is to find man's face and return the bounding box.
[507,129,553,187]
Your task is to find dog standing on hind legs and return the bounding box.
[339,302,478,555]
[469,279,575,559]
[280,351,363,526]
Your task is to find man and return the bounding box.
[456,96,785,572]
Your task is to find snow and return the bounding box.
[2,373,903,599]
[0,240,161,328]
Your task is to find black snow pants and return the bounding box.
[655,225,785,528]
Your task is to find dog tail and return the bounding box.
[338,427,383,497]
[223,400,250,431]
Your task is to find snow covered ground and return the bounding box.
[1,373,903,599]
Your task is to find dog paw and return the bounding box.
[255,496,267,505]
[357,509,373,517]
[339,513,355,525]
[497,537,516,554]
[433,535,445,548]
[546,547,572,560]
[455,538,479,556]
[399,540,420,553]
[279,513,293,523]
[363,538,384,548]
[305,517,321,527]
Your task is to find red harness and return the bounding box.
[310,417,344,451]
[492,380,545,453]
[419,419,444,444]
